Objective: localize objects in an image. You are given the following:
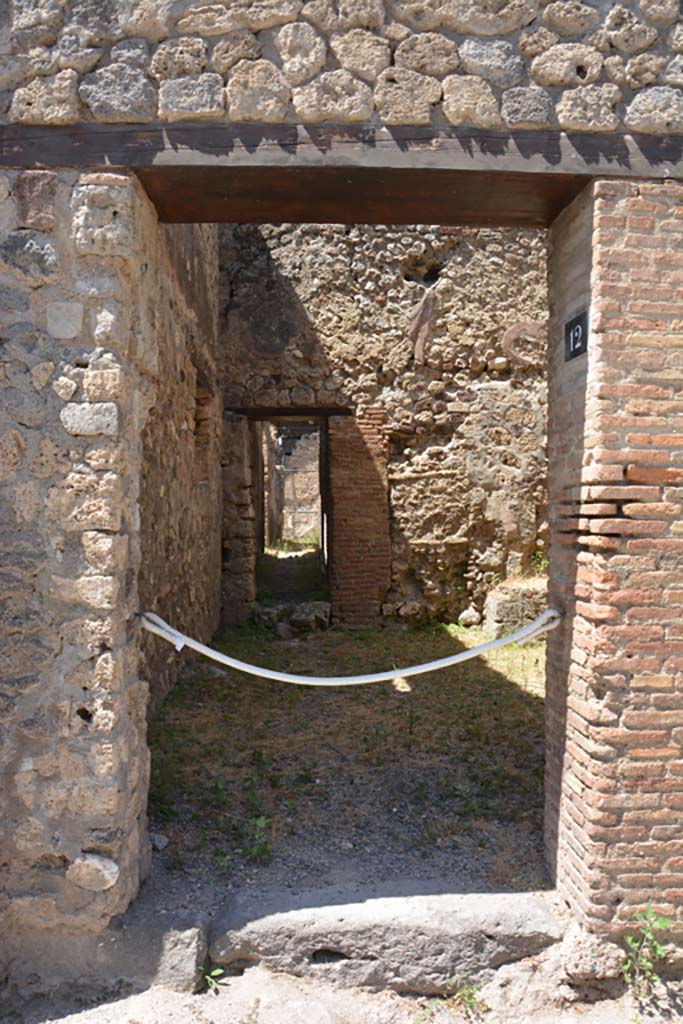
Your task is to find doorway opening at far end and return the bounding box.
[254,414,330,623]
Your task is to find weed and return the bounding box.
[203,966,226,995]
[413,978,487,1023]
[241,815,272,863]
[622,905,673,1003]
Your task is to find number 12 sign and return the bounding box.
[564,310,588,362]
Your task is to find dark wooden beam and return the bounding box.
[136,164,587,226]
[2,122,681,226]
[227,406,352,420]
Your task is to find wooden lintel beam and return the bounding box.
[0,123,682,180]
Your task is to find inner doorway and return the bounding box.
[256,415,329,608]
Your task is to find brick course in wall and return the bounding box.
[328,408,391,624]
[548,179,683,933]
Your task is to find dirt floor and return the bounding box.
[255,547,328,605]
[147,622,548,913]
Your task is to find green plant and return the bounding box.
[203,966,226,995]
[622,905,673,1002]
[241,815,272,863]
[449,978,488,1020]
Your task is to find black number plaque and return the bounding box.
[564,310,588,362]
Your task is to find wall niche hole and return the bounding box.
[76,707,93,723]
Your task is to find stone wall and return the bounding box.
[4,2,683,134]
[138,222,222,711]
[281,430,321,541]
[0,168,220,942]
[219,222,548,622]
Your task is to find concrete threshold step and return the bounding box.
[209,881,565,995]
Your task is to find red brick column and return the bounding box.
[328,409,391,625]
[547,180,683,934]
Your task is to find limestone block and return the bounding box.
[54,33,102,73]
[604,55,626,86]
[68,0,122,46]
[388,0,442,30]
[303,0,385,32]
[330,30,390,84]
[227,59,290,122]
[441,0,539,35]
[110,38,151,66]
[210,31,261,73]
[82,531,128,573]
[374,67,441,125]
[82,369,123,401]
[51,574,120,609]
[293,69,373,122]
[47,301,84,340]
[520,27,559,59]
[150,37,207,79]
[543,1,599,36]
[53,375,78,400]
[394,33,460,77]
[502,86,555,129]
[0,231,59,285]
[661,55,683,87]
[531,44,603,87]
[561,921,624,984]
[442,74,502,129]
[556,83,621,131]
[627,52,666,87]
[158,74,225,121]
[176,1,302,34]
[60,402,119,437]
[624,85,683,133]
[9,70,80,125]
[117,0,171,41]
[275,22,327,85]
[79,64,157,122]
[669,24,683,52]
[639,0,678,27]
[11,0,65,34]
[13,171,58,231]
[0,430,27,480]
[47,471,123,533]
[31,362,55,390]
[67,854,120,892]
[460,38,524,88]
[605,7,658,54]
[71,182,135,257]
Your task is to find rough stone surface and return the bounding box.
[227,59,290,122]
[483,575,547,637]
[293,69,373,123]
[13,171,58,231]
[0,231,59,284]
[531,44,603,87]
[150,36,208,79]
[60,402,120,437]
[210,30,262,72]
[442,74,502,128]
[67,853,120,892]
[46,301,84,339]
[394,33,460,77]
[79,64,157,123]
[374,68,441,125]
[330,29,391,83]
[543,1,599,36]
[209,886,564,993]
[624,84,683,132]
[501,86,555,128]
[158,73,225,120]
[556,83,621,132]
[605,6,659,54]
[460,38,524,88]
[9,70,80,125]
[275,22,327,85]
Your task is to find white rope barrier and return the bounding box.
[140,608,561,689]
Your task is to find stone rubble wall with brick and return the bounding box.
[4,1,683,134]
[0,169,221,938]
[219,222,548,624]
[547,179,683,934]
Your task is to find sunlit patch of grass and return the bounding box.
[147,622,546,877]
